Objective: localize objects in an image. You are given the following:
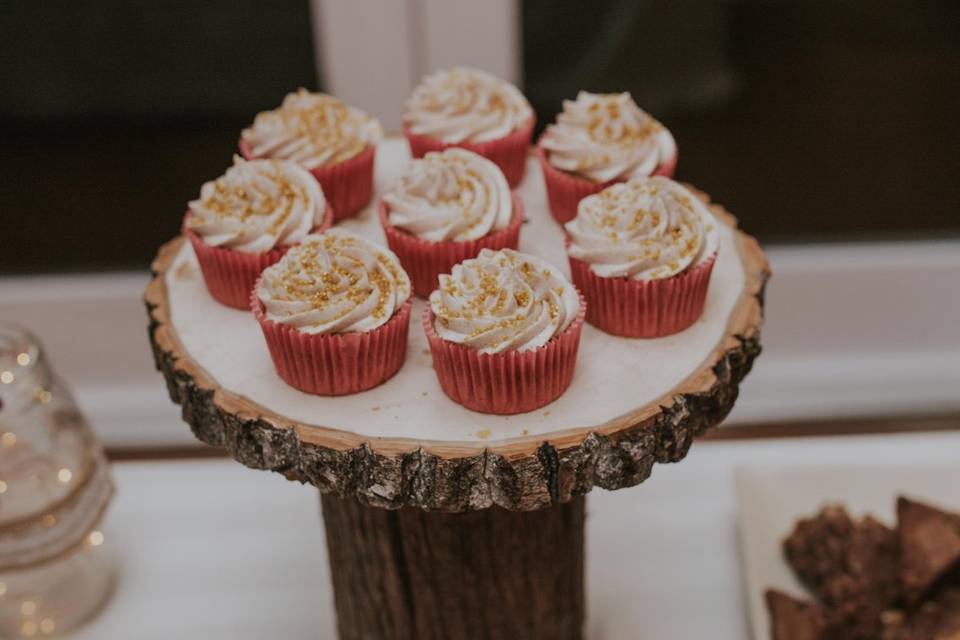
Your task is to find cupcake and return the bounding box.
[403,67,535,187]
[240,89,382,221]
[424,248,586,414]
[538,91,677,224]
[565,176,718,338]
[379,148,524,298]
[184,155,333,309]
[251,228,412,396]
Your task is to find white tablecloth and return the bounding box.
[73,430,960,639]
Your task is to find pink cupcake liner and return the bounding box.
[657,149,679,179]
[423,293,587,415]
[239,139,375,221]
[184,208,333,310]
[404,116,535,187]
[252,292,413,396]
[536,145,678,225]
[378,194,525,298]
[567,253,716,338]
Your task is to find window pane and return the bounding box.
[523,0,960,241]
[1,1,316,273]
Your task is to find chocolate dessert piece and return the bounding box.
[881,588,960,640]
[832,515,901,637]
[766,589,829,640]
[784,505,856,597]
[783,506,901,638]
[897,497,960,605]
[770,497,960,639]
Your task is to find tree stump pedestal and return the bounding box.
[321,494,585,640]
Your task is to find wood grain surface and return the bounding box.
[321,493,585,639]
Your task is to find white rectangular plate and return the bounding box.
[735,464,960,640]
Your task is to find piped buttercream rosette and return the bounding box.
[423,248,586,414]
[564,176,718,337]
[252,229,412,395]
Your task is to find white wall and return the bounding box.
[310,0,520,131]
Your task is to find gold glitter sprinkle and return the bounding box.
[262,232,407,331]
[175,262,196,281]
[433,249,574,351]
[251,90,373,165]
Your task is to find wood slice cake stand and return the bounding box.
[145,138,769,640]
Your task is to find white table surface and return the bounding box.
[73,430,960,639]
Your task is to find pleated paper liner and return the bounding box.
[567,253,716,338]
[379,194,525,298]
[422,293,587,415]
[239,139,375,221]
[184,207,334,310]
[403,116,535,187]
[536,145,678,225]
[251,293,413,396]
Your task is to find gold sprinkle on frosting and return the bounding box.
[540,91,676,183]
[187,156,325,254]
[564,176,720,281]
[404,67,533,144]
[242,89,382,169]
[257,228,410,335]
[429,248,580,354]
[382,148,513,242]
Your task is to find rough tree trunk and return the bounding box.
[320,494,586,640]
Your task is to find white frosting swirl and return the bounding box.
[540,91,676,183]
[256,229,411,335]
[242,89,382,169]
[430,249,580,354]
[404,67,533,144]
[187,156,326,253]
[565,176,719,280]
[382,148,512,242]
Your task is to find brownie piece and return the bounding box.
[766,589,829,640]
[897,497,960,605]
[783,504,856,596]
[784,506,901,638]
[835,515,901,636]
[881,587,960,640]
